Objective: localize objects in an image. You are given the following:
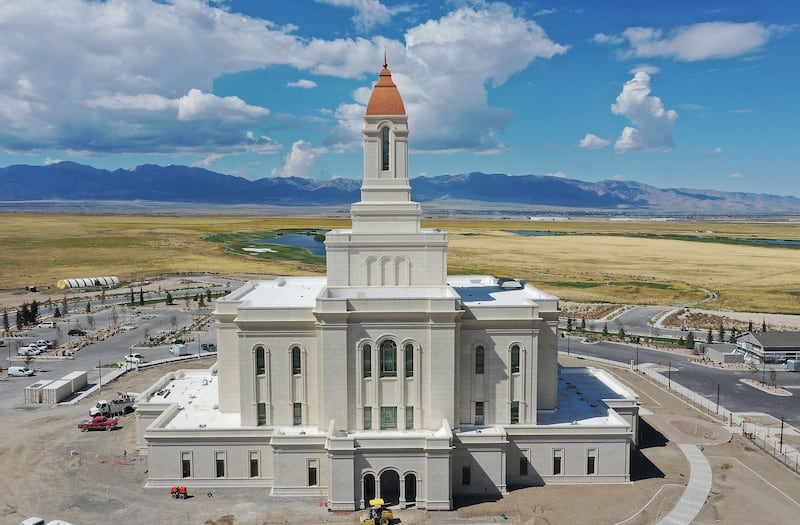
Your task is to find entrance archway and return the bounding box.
[404,473,417,505]
[363,473,376,504]
[379,469,400,505]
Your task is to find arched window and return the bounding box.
[381,127,390,171]
[404,343,414,378]
[255,346,265,376]
[475,345,485,375]
[292,346,302,375]
[362,344,372,378]
[380,340,397,377]
[511,344,520,374]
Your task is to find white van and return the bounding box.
[8,366,35,377]
[170,343,189,356]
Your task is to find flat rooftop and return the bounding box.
[148,370,240,429]
[222,277,327,309]
[448,275,557,307]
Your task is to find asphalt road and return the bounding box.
[560,335,800,427]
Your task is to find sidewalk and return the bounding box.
[656,445,712,525]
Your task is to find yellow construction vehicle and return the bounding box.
[360,498,394,525]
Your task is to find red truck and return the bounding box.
[77,415,119,431]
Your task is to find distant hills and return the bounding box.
[2,161,799,214]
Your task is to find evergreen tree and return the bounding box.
[166,291,173,305]
[86,301,91,313]
[15,311,23,330]
[19,303,30,325]
[581,317,586,331]
[566,317,573,332]
[101,288,106,304]
[206,289,212,302]
[30,300,40,324]
[685,331,695,349]
[62,295,68,315]
[748,320,753,332]
[199,294,205,307]
[718,322,725,342]
[130,288,135,305]
[706,329,713,344]
[139,288,144,306]
[2,309,9,332]
[602,323,609,336]
[618,327,626,339]
[54,306,61,318]
[730,327,737,342]
[761,319,767,332]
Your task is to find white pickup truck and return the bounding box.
[90,393,135,417]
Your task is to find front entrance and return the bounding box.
[379,470,400,505]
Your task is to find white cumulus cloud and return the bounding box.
[287,79,318,89]
[599,21,781,61]
[272,140,330,178]
[611,72,677,153]
[314,0,411,32]
[579,133,611,150]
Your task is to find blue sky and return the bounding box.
[1,0,798,196]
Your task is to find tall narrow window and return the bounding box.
[553,449,563,476]
[405,343,414,378]
[362,344,372,378]
[474,401,485,425]
[215,451,226,478]
[511,344,520,373]
[364,406,372,429]
[380,340,397,377]
[519,456,529,476]
[381,127,390,171]
[293,402,302,426]
[257,402,267,426]
[308,459,319,486]
[181,451,192,478]
[380,406,397,429]
[462,465,471,485]
[510,401,520,424]
[256,346,265,375]
[475,345,485,374]
[292,346,301,375]
[249,451,260,478]
[405,406,414,429]
[587,448,597,475]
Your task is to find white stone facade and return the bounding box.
[137,63,638,510]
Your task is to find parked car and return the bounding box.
[67,328,86,336]
[201,343,217,351]
[37,321,57,328]
[36,339,53,349]
[124,353,146,364]
[8,366,35,377]
[18,344,40,356]
[0,339,5,347]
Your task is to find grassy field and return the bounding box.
[1,213,798,314]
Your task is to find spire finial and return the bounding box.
[383,47,388,69]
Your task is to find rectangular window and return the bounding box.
[249,451,260,478]
[587,448,597,475]
[293,402,302,426]
[553,449,563,476]
[364,406,372,430]
[215,450,226,478]
[475,346,485,374]
[380,406,397,430]
[381,127,390,171]
[381,341,397,377]
[362,345,371,378]
[257,402,267,426]
[307,459,318,486]
[405,406,414,429]
[461,465,471,485]
[510,401,519,424]
[405,344,414,378]
[511,345,520,373]
[181,451,192,478]
[474,401,485,426]
[519,456,528,476]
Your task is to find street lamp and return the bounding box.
[716,384,720,415]
[635,342,639,371]
[780,416,785,454]
[668,360,671,389]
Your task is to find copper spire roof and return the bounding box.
[365,57,406,116]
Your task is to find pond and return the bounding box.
[744,238,800,246]
[505,230,557,236]
[253,233,327,256]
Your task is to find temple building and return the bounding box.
[136,61,639,510]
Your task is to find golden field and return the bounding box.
[1,213,798,314]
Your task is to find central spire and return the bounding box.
[366,57,406,116]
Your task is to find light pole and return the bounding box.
[668,360,671,389]
[635,342,639,371]
[716,384,720,415]
[779,416,785,454]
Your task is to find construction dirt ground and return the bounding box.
[1,356,798,525]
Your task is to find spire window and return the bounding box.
[381,127,390,171]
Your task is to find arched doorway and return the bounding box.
[363,473,376,505]
[379,469,400,505]
[404,473,417,506]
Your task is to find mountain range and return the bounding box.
[2,161,799,214]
